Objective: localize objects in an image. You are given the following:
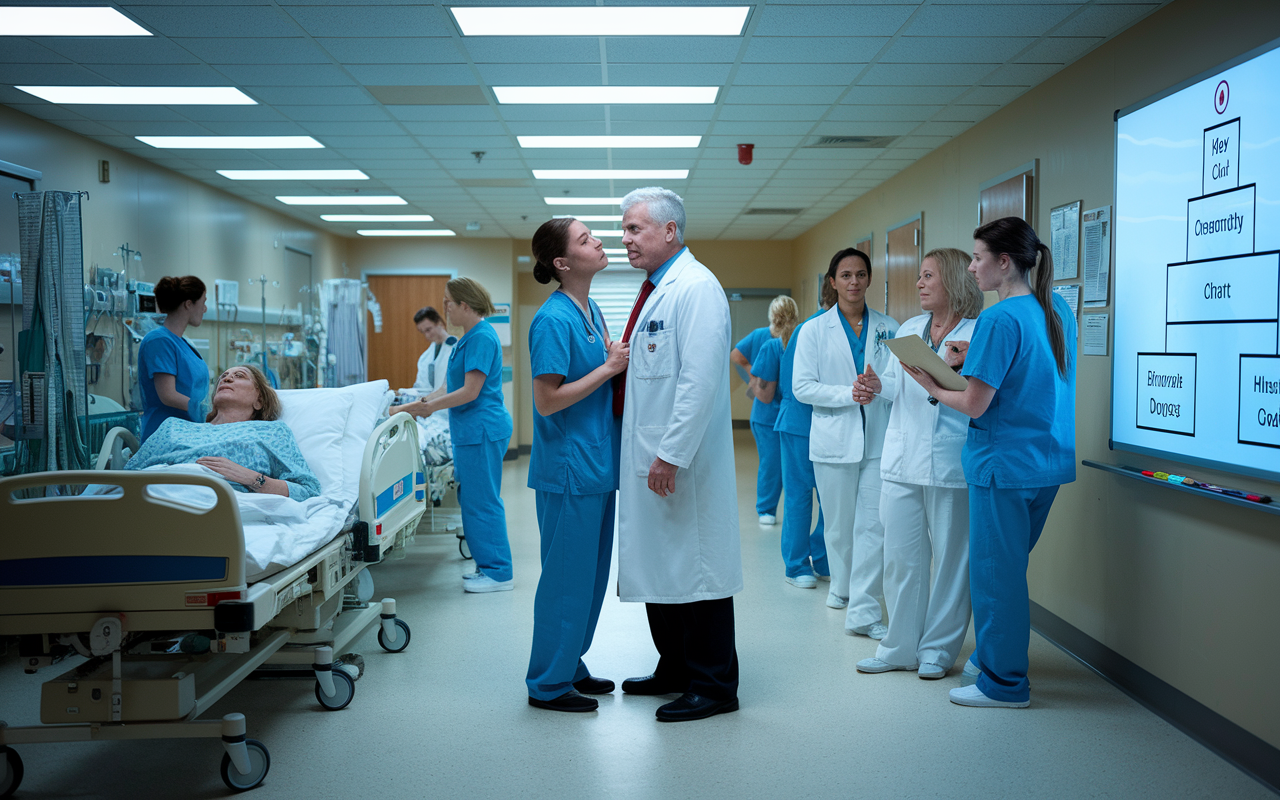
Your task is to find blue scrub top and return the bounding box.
[961,293,1077,488]
[749,336,783,427]
[773,311,823,437]
[734,326,772,364]
[837,306,869,373]
[138,326,210,442]
[527,292,619,495]
[447,318,513,446]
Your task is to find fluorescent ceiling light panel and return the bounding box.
[219,170,367,181]
[554,215,622,222]
[543,197,622,206]
[277,196,406,206]
[603,248,627,255]
[534,169,688,180]
[519,136,700,149]
[16,86,254,105]
[1,6,151,36]
[322,214,434,222]
[592,230,624,237]
[607,257,631,263]
[137,136,323,149]
[494,86,717,105]
[452,6,748,37]
[357,229,456,237]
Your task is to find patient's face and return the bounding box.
[214,367,261,411]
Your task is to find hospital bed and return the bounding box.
[0,380,426,795]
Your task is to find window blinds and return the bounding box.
[588,268,647,339]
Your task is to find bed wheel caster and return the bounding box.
[377,599,411,653]
[1,746,23,798]
[219,714,270,791]
[313,647,355,710]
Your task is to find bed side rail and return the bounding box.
[356,412,427,561]
[0,471,248,635]
[94,426,140,471]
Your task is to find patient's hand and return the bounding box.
[197,456,258,486]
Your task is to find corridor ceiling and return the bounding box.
[0,1,1168,240]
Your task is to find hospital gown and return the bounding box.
[126,417,321,501]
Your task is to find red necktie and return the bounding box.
[613,279,656,417]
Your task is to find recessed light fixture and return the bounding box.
[592,230,624,238]
[543,197,623,206]
[218,170,367,181]
[1,6,151,36]
[321,214,435,222]
[452,6,748,37]
[519,136,700,149]
[357,229,456,237]
[554,215,623,222]
[277,196,406,206]
[534,170,688,180]
[17,86,254,105]
[137,136,323,149]
[494,86,717,105]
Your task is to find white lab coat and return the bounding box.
[618,249,743,603]
[792,305,899,463]
[413,337,455,393]
[878,314,975,489]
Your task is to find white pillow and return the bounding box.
[278,380,391,501]
[276,389,355,497]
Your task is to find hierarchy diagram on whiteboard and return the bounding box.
[1137,96,1280,449]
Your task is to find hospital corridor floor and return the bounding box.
[0,430,1268,799]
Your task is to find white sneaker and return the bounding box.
[962,657,981,677]
[918,663,947,680]
[857,657,916,674]
[784,574,817,589]
[825,593,848,609]
[846,622,888,640]
[758,514,777,526]
[463,574,513,593]
[462,568,482,579]
[815,573,831,582]
[949,684,1029,708]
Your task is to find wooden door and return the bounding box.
[885,218,922,325]
[366,274,451,392]
[980,172,1034,225]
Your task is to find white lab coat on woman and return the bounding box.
[875,313,975,669]
[618,249,743,603]
[792,304,898,629]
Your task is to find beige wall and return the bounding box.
[790,0,1280,748]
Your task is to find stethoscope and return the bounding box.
[559,290,605,348]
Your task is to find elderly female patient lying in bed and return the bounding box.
[125,365,321,501]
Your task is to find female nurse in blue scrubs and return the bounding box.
[523,217,630,713]
[733,321,780,524]
[139,275,210,442]
[404,277,514,594]
[902,217,1076,709]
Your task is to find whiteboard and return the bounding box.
[1112,37,1280,481]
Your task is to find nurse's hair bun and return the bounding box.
[154,275,207,314]
[530,217,576,285]
[533,259,556,285]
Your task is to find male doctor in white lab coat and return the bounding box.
[613,187,743,723]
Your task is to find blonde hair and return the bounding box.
[924,247,984,320]
[207,364,280,422]
[446,277,496,317]
[769,295,800,348]
[819,278,837,310]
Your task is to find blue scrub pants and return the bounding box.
[526,490,615,700]
[778,431,827,579]
[453,437,513,583]
[968,483,1059,703]
[751,421,782,516]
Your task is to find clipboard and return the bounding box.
[884,334,967,391]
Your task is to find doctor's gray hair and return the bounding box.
[621,187,686,244]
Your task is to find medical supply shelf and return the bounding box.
[1082,460,1280,517]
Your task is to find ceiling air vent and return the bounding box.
[804,135,897,149]
[745,208,804,216]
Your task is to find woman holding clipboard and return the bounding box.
[898,218,1076,709]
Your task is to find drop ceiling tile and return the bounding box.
[908,4,1078,36]
[278,105,395,122]
[79,63,235,86]
[64,105,189,122]
[51,119,123,137]
[332,148,433,160]
[493,105,600,122]
[703,135,805,149]
[283,5,454,37]
[1015,37,1105,64]
[607,121,709,136]
[958,85,1030,104]
[317,134,417,147]
[6,103,87,123]
[744,36,886,64]
[934,105,1001,122]
[1054,4,1160,37]
[861,63,995,86]
[258,150,346,161]
[733,63,863,86]
[609,106,717,122]
[315,37,464,64]
[0,40,68,64]
[171,37,332,65]
[105,120,212,135]
[388,105,499,122]
[723,86,845,105]
[462,37,601,64]
[711,120,819,136]
[812,121,919,137]
[38,36,201,65]
[843,85,967,104]
[882,36,1036,63]
[121,5,303,37]
[414,136,512,149]
[716,104,827,122]
[215,64,357,86]
[346,64,478,85]
[502,121,605,136]
[605,37,741,63]
[247,86,375,105]
[827,105,940,122]
[298,121,407,136]
[0,63,111,84]
[199,120,311,135]
[610,64,735,85]
[752,5,917,37]
[176,106,291,122]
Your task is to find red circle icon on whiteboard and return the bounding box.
[1215,80,1229,114]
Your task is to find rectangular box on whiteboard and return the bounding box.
[1238,355,1280,448]
[1186,184,1254,261]
[1137,353,1197,436]
[1165,251,1279,325]
[1203,117,1240,194]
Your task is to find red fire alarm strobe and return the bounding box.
[738,143,754,165]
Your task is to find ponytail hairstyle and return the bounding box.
[769,295,800,349]
[446,276,496,318]
[972,217,1068,377]
[530,217,575,285]
[154,275,206,314]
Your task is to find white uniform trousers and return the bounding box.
[875,479,971,668]
[813,457,884,630]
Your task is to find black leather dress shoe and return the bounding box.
[528,690,598,713]
[621,674,684,695]
[655,693,739,722]
[573,675,615,695]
